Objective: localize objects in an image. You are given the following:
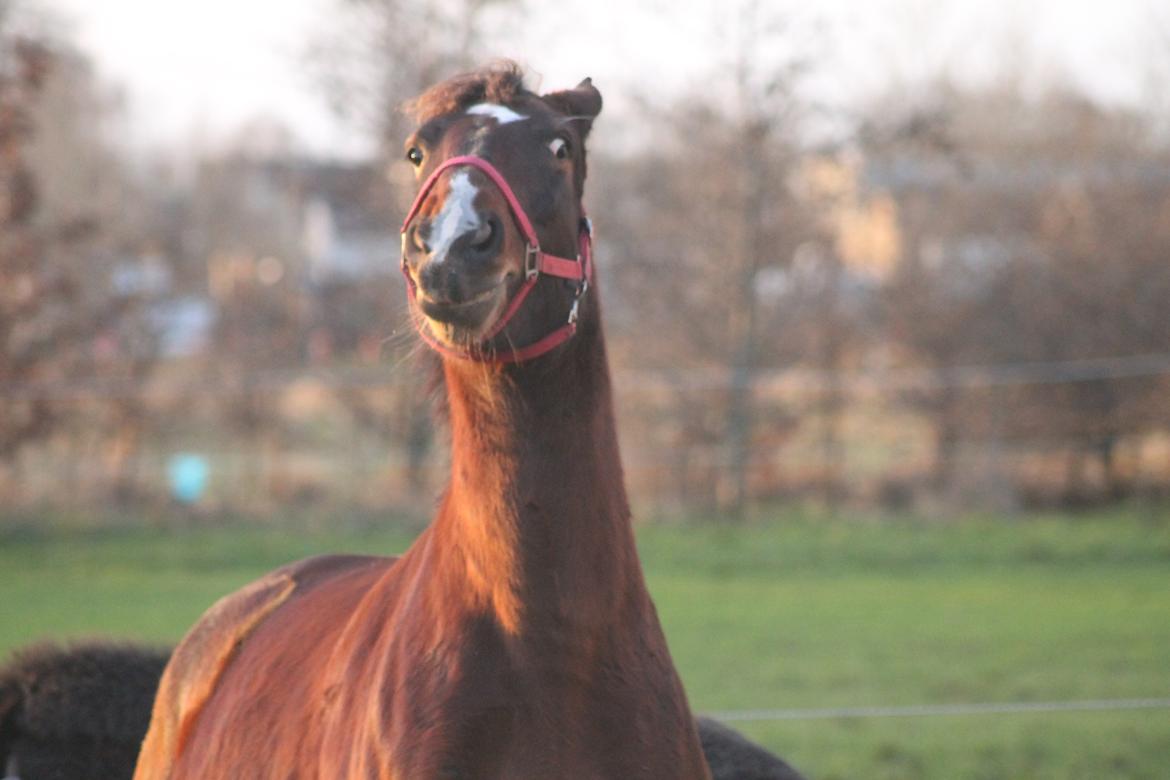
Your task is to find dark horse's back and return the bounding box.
[698,716,807,780]
[0,642,168,780]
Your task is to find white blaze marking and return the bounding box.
[466,102,527,124]
[430,171,480,258]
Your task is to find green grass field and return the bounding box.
[2,506,1169,778]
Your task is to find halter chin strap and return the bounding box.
[400,154,593,364]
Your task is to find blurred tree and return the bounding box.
[1,17,156,501]
[874,80,1170,505]
[0,25,57,462]
[594,1,832,515]
[309,0,520,157]
[184,150,307,506]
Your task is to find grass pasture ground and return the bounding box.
[2,506,1168,778]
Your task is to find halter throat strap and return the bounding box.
[400,155,593,364]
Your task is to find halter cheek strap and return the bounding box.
[400,155,593,364]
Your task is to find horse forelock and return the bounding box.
[406,60,531,126]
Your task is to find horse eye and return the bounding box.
[406,147,424,167]
[548,137,569,160]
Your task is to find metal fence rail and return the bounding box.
[710,697,1170,722]
[4,351,1170,401]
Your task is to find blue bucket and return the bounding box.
[167,453,210,504]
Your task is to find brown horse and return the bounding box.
[134,63,712,779]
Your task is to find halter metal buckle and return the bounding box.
[524,244,540,280]
[568,278,589,325]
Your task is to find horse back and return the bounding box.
[133,553,394,779]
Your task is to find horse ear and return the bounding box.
[542,78,603,138]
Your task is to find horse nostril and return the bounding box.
[470,219,495,252]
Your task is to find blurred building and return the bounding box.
[298,162,398,282]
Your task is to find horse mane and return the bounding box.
[406,60,532,124]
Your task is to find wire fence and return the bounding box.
[1,351,1168,514]
[710,697,1170,722]
[4,351,1170,401]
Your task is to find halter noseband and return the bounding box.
[400,154,593,364]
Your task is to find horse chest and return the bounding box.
[315,614,514,775]
[318,616,689,779]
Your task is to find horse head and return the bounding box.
[399,62,602,363]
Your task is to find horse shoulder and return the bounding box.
[133,554,388,779]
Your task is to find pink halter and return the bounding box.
[400,155,593,364]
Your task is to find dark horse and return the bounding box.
[0,644,802,779]
[0,643,168,780]
[131,63,804,779]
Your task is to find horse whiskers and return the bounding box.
[388,341,427,375]
[380,334,419,364]
[500,328,521,363]
[378,316,431,373]
[379,317,415,350]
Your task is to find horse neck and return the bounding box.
[434,311,646,636]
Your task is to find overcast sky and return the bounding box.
[38,0,1166,159]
